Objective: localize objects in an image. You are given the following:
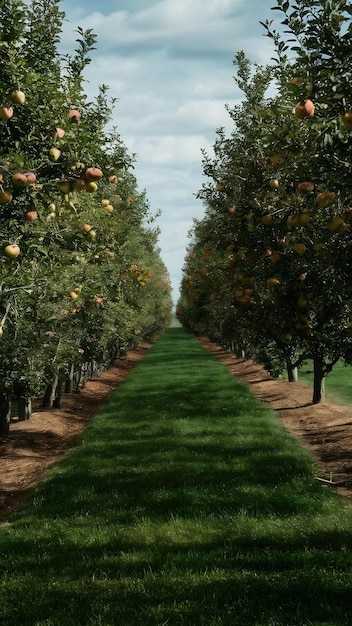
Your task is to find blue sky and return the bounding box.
[58,0,277,304]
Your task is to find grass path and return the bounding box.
[1,328,352,625]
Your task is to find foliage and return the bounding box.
[0,0,172,431]
[1,328,352,625]
[178,0,352,403]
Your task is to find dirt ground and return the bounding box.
[1,337,352,519]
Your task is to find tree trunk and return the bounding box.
[42,370,59,408]
[65,362,75,393]
[18,394,32,421]
[313,355,325,404]
[286,360,298,382]
[53,377,63,408]
[0,391,11,436]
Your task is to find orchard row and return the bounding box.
[177,0,352,404]
[0,1,172,434]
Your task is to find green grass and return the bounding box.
[1,328,352,625]
[299,359,352,406]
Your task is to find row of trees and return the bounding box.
[0,0,172,434]
[177,0,352,404]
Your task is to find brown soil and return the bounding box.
[197,337,352,500]
[1,337,352,520]
[0,342,153,518]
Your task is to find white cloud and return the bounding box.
[59,0,278,303]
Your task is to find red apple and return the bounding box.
[0,106,14,120]
[316,191,335,208]
[24,210,38,221]
[295,99,315,118]
[84,167,103,182]
[289,77,302,87]
[12,172,28,187]
[298,181,315,192]
[54,127,65,139]
[68,109,81,121]
[24,172,36,184]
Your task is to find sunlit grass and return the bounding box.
[299,358,352,405]
[0,328,352,625]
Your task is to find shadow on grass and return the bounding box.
[1,328,352,626]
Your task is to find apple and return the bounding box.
[298,181,315,192]
[101,199,110,207]
[316,191,335,208]
[4,244,20,259]
[298,212,310,225]
[342,111,352,131]
[287,214,300,227]
[74,178,86,192]
[0,326,3,338]
[11,90,25,104]
[70,291,78,300]
[108,175,117,183]
[49,147,61,161]
[270,154,281,166]
[68,109,81,121]
[105,204,114,212]
[0,190,12,204]
[82,223,92,233]
[87,229,96,239]
[344,208,352,221]
[313,242,324,251]
[57,181,71,193]
[10,90,25,104]
[298,273,307,281]
[266,277,279,286]
[0,106,14,120]
[289,77,302,87]
[12,172,28,187]
[85,182,98,193]
[269,178,279,189]
[228,206,236,214]
[294,99,315,118]
[297,295,308,308]
[24,172,36,184]
[329,216,346,232]
[24,210,38,221]
[261,215,273,225]
[95,297,103,306]
[293,242,306,255]
[84,167,103,182]
[54,127,65,139]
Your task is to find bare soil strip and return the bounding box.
[1,335,352,519]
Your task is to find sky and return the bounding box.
[58,0,278,304]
